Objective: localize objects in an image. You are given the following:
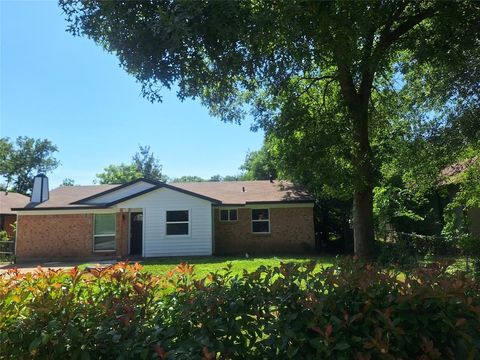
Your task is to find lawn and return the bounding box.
[84,255,336,278]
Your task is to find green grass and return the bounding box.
[84,255,336,278]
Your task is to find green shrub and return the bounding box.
[1,260,479,359]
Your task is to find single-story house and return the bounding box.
[12,176,315,261]
[1,191,29,239]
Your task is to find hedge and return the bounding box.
[1,259,479,359]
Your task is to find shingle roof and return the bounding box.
[172,180,313,205]
[15,180,313,210]
[26,185,119,209]
[440,156,478,185]
[0,192,30,214]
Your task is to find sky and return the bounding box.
[0,0,264,188]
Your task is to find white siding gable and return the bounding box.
[83,181,156,204]
[116,187,213,257]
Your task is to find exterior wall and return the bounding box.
[117,188,213,257]
[214,206,315,255]
[1,214,17,239]
[84,181,155,204]
[16,212,128,261]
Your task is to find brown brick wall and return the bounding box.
[214,207,315,255]
[16,212,129,261]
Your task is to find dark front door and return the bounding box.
[130,212,143,255]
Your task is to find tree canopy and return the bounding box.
[0,137,59,195]
[95,145,167,184]
[61,0,480,258]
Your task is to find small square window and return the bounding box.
[219,209,238,222]
[220,210,229,221]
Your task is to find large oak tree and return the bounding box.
[60,0,479,259]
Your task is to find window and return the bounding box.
[252,209,270,233]
[220,209,238,222]
[93,213,116,251]
[166,210,189,235]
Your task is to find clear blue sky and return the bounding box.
[0,0,264,188]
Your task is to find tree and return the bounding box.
[0,137,59,195]
[208,175,223,182]
[61,178,75,186]
[95,164,142,185]
[61,0,479,259]
[240,145,277,180]
[95,145,167,184]
[132,145,168,182]
[171,176,205,183]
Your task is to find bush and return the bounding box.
[1,260,479,359]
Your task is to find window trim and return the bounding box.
[93,213,116,252]
[251,208,270,234]
[165,209,191,237]
[219,208,238,222]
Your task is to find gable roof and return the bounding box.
[0,192,30,214]
[14,179,314,211]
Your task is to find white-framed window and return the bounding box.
[220,209,238,222]
[93,213,116,251]
[166,210,189,236]
[252,209,270,233]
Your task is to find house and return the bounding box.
[0,191,29,239]
[440,156,480,239]
[12,175,315,261]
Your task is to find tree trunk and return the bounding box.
[353,187,375,259]
[351,106,376,260]
[335,62,376,260]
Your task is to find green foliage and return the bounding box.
[132,145,167,182]
[0,230,9,241]
[170,176,205,183]
[60,178,75,186]
[60,0,480,257]
[443,150,480,242]
[95,163,142,185]
[1,260,480,359]
[95,145,167,184]
[0,137,59,195]
[240,144,276,180]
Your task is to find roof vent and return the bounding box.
[31,174,49,203]
[242,186,245,192]
[269,174,274,183]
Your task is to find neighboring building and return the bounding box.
[0,192,29,239]
[440,157,479,239]
[13,176,315,261]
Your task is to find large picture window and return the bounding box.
[220,209,238,222]
[252,209,270,233]
[93,213,116,251]
[166,210,189,235]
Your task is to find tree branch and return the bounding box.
[375,7,435,57]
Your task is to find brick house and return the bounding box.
[13,176,315,261]
[0,192,29,239]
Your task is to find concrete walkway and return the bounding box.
[0,260,106,274]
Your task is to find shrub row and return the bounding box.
[1,259,480,359]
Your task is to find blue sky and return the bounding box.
[0,0,264,188]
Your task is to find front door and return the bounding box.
[130,212,143,255]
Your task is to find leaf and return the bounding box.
[335,341,351,351]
